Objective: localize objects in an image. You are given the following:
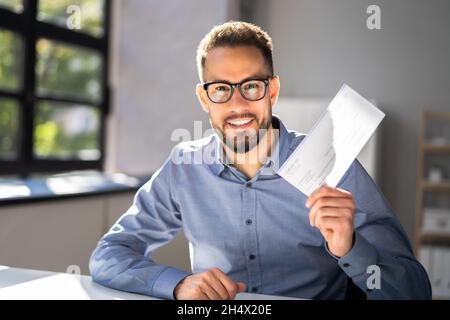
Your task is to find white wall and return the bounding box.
[248,0,450,241]
[0,197,103,274]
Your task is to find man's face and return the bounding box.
[197,46,280,154]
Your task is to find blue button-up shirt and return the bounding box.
[90,116,431,300]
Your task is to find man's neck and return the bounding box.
[224,124,276,179]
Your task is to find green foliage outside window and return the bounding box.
[0,0,105,162]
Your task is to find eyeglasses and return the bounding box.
[203,77,272,104]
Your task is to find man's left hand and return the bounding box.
[306,185,355,258]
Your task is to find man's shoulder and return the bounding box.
[143,135,218,187]
[172,134,217,155]
[166,134,219,168]
[288,129,306,141]
[284,127,307,151]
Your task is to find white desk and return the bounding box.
[0,265,298,300]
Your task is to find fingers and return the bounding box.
[204,279,246,301]
[315,215,340,231]
[211,268,241,299]
[306,185,352,208]
[310,206,351,228]
[174,276,211,300]
[305,186,355,258]
[316,217,338,243]
[237,282,247,293]
[174,268,246,300]
[201,281,224,300]
[310,196,354,211]
[316,215,353,240]
[308,195,355,227]
[198,269,231,300]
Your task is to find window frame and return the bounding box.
[0,0,111,177]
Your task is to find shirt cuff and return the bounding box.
[151,267,191,300]
[336,231,378,278]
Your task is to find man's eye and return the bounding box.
[214,85,230,92]
[243,82,260,90]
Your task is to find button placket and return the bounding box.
[242,183,260,292]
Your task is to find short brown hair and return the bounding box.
[196,21,274,82]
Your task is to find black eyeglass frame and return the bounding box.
[202,76,273,104]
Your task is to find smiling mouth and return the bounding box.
[225,118,255,130]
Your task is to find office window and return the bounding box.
[0,97,19,160]
[36,39,103,102]
[38,0,104,37]
[0,0,110,176]
[0,28,22,92]
[0,0,23,13]
[34,101,100,160]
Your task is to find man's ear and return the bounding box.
[196,84,210,113]
[269,76,280,108]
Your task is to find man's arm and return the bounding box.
[307,160,432,299]
[89,157,190,300]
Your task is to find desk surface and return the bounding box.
[0,265,298,300]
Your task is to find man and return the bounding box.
[90,21,431,300]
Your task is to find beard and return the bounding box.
[211,111,272,154]
[226,128,259,153]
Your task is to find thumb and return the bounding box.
[237,282,247,293]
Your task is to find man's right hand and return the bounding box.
[173,268,246,300]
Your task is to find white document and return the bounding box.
[277,84,385,196]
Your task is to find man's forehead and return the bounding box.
[203,46,269,83]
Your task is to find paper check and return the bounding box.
[277,84,385,196]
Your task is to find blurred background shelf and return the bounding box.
[415,110,450,299]
[420,232,450,243]
[423,145,450,153]
[421,181,450,191]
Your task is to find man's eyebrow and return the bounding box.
[207,74,270,83]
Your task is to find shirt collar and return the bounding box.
[209,115,296,176]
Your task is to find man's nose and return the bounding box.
[228,87,249,106]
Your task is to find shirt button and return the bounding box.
[245,182,252,188]
[246,219,253,225]
[251,287,258,293]
[343,263,350,268]
[249,254,256,260]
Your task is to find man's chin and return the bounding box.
[224,135,259,154]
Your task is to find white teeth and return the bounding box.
[228,119,252,126]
